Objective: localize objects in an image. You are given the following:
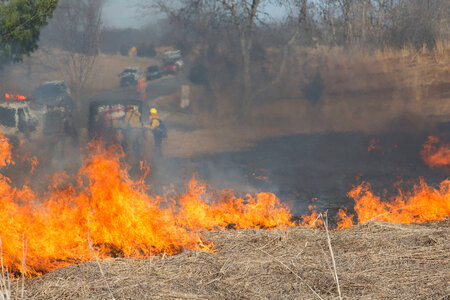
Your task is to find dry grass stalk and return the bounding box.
[87,224,116,300]
[0,238,11,300]
[255,246,323,300]
[21,235,26,300]
[320,213,342,300]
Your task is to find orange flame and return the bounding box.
[1,130,449,276]
[367,138,382,152]
[299,205,323,228]
[336,179,450,228]
[421,136,450,169]
[336,209,354,229]
[0,134,292,276]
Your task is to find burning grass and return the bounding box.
[0,131,450,282]
[421,136,450,170]
[0,133,293,276]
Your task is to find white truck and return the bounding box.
[0,101,38,145]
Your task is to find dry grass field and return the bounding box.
[253,41,450,132]
[162,42,450,158]
[10,219,449,299]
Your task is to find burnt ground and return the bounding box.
[150,130,449,218]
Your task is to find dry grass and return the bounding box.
[0,238,11,300]
[244,41,450,135]
[13,219,449,299]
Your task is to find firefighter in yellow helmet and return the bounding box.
[147,108,167,158]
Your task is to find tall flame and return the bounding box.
[0,134,292,276]
[421,136,450,169]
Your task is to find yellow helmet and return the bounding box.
[150,108,157,114]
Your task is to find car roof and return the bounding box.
[89,99,143,110]
[0,102,30,109]
[123,67,141,72]
[37,81,68,87]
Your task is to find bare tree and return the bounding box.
[42,0,105,110]
[150,0,309,115]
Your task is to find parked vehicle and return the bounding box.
[162,50,181,62]
[118,67,143,87]
[146,65,162,80]
[32,81,73,111]
[161,50,183,75]
[32,80,74,135]
[0,83,75,151]
[163,61,179,74]
[0,99,38,145]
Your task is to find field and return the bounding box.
[156,42,450,159]
[0,43,449,300]
[0,48,159,95]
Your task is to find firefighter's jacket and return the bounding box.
[124,110,141,128]
[147,116,160,130]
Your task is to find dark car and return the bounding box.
[33,81,73,111]
[118,67,142,87]
[146,65,162,80]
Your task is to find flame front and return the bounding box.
[1,130,449,276]
[0,134,292,275]
[336,179,450,229]
[421,136,450,169]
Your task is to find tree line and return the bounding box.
[145,0,449,114]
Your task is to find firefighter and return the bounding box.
[146,108,167,158]
[123,104,142,157]
[137,77,148,101]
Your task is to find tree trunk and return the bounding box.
[241,38,252,115]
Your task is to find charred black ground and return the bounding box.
[151,129,449,217]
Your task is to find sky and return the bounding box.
[103,0,288,29]
[103,0,145,29]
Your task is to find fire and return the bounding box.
[299,205,323,228]
[336,209,354,229]
[1,129,448,276]
[337,179,450,228]
[367,138,382,152]
[421,136,450,169]
[177,179,292,230]
[0,134,292,276]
